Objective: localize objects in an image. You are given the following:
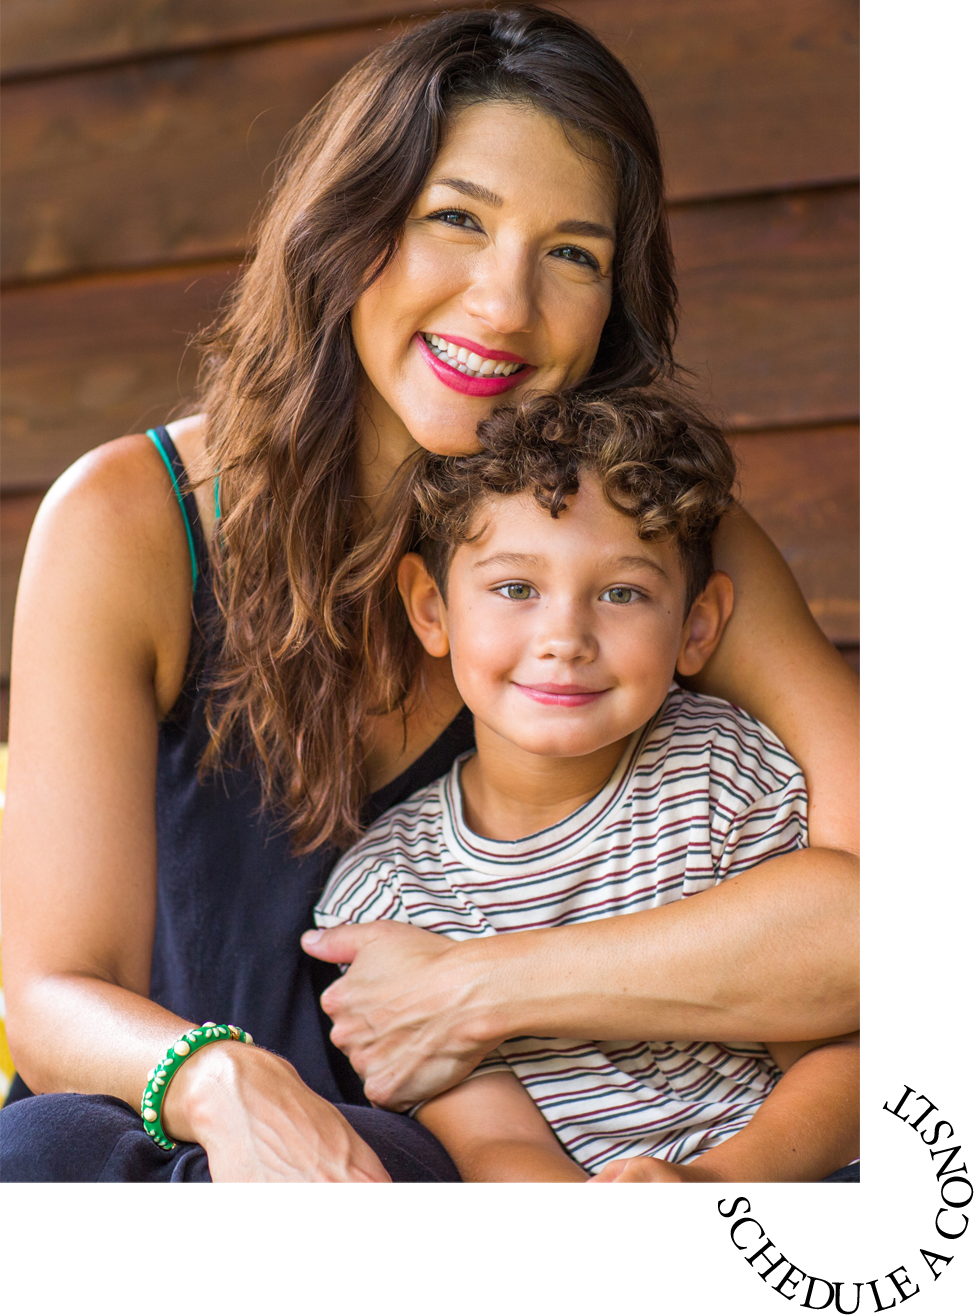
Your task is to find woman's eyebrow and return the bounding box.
[431,177,504,208]
[429,177,614,240]
[558,218,615,241]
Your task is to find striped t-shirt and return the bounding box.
[315,687,808,1172]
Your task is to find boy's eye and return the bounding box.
[496,582,535,601]
[601,586,638,604]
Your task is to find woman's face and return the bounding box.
[351,101,616,459]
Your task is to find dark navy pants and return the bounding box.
[0,1084,857,1183]
[0,1090,460,1183]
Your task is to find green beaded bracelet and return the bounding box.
[141,1021,254,1150]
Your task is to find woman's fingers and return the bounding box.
[306,922,490,1109]
[302,923,376,964]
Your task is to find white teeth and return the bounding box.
[424,334,524,379]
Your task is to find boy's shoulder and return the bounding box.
[335,759,457,870]
[643,686,805,802]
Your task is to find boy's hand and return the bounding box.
[588,1155,718,1183]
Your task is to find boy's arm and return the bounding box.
[416,1069,589,1183]
[591,1034,859,1183]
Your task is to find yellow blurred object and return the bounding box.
[0,743,13,1104]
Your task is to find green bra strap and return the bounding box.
[148,428,199,593]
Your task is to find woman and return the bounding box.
[0,7,857,1182]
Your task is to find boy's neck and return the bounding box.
[459,720,635,842]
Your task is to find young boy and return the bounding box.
[315,390,859,1183]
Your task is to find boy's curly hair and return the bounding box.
[410,389,737,612]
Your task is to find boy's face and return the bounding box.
[440,474,698,760]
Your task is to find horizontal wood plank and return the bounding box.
[0,2,454,77]
[1,261,238,488]
[673,185,858,429]
[1,0,858,281]
[1,490,45,683]
[0,184,857,489]
[732,424,858,644]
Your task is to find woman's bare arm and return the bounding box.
[305,508,858,1110]
[690,504,859,855]
[1,437,388,1181]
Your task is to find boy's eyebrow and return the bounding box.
[471,552,545,572]
[613,554,670,579]
[470,551,670,578]
[430,177,615,241]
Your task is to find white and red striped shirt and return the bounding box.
[315,687,807,1171]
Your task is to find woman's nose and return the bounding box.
[461,246,538,337]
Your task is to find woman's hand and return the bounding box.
[166,1041,391,1182]
[302,923,496,1111]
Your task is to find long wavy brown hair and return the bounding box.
[196,5,681,852]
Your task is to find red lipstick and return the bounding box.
[415,333,535,398]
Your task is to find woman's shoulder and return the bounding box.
[19,423,205,718]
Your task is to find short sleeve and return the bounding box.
[714,773,808,883]
[314,857,409,929]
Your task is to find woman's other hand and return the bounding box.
[166,1042,391,1182]
[302,923,494,1111]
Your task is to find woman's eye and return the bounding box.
[601,586,638,604]
[551,245,598,270]
[497,583,534,601]
[430,209,479,230]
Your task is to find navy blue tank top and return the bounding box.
[148,427,474,1104]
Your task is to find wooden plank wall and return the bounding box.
[0,0,859,738]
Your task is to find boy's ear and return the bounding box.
[397,553,450,658]
[675,570,734,677]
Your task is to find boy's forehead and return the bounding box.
[458,480,681,577]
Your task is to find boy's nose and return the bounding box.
[533,607,598,663]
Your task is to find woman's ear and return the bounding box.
[675,570,734,677]
[397,553,450,658]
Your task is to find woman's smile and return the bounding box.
[415,332,534,396]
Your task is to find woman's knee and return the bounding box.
[0,1093,211,1182]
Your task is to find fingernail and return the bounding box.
[301,929,324,947]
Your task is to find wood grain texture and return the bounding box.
[1,490,45,683]
[1,261,238,488]
[0,27,384,282]
[673,185,858,429]
[571,0,858,201]
[0,1,477,76]
[1,0,858,281]
[732,424,858,644]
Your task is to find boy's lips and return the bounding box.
[513,682,609,708]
